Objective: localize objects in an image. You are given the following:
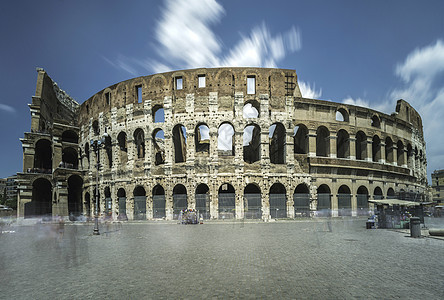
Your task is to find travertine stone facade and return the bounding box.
[17,67,427,220]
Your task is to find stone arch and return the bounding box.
[26,178,52,218]
[243,100,260,118]
[336,129,350,158]
[356,186,369,216]
[218,122,235,156]
[243,123,261,163]
[62,147,78,169]
[372,135,381,162]
[68,175,83,220]
[355,131,367,160]
[373,186,383,200]
[385,136,393,164]
[104,134,112,168]
[84,192,91,218]
[269,183,287,219]
[318,184,333,216]
[269,122,286,164]
[294,124,308,154]
[407,143,413,169]
[117,131,128,164]
[371,115,380,128]
[387,187,395,199]
[153,128,165,165]
[133,186,146,220]
[153,185,166,219]
[244,183,261,219]
[316,126,330,157]
[218,183,235,219]
[195,184,210,219]
[338,185,352,216]
[173,124,187,163]
[134,128,145,159]
[34,139,52,171]
[92,120,99,135]
[117,188,127,220]
[195,123,210,153]
[397,140,405,166]
[294,183,310,217]
[153,105,164,123]
[62,130,78,143]
[173,184,187,219]
[336,108,349,122]
[103,186,112,217]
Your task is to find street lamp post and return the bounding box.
[90,133,109,235]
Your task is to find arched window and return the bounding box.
[218,183,235,219]
[294,124,308,154]
[34,139,52,172]
[317,184,331,216]
[153,105,164,123]
[153,185,166,219]
[173,184,187,220]
[316,126,330,157]
[372,135,381,162]
[374,187,383,200]
[294,184,310,217]
[133,186,146,220]
[335,108,349,122]
[397,140,405,166]
[355,131,367,160]
[117,188,127,220]
[356,186,369,216]
[269,123,286,164]
[26,178,52,218]
[104,135,112,168]
[104,186,112,216]
[117,131,127,164]
[195,123,210,153]
[387,187,395,199]
[244,184,261,219]
[196,184,210,219]
[338,185,352,216]
[92,120,99,135]
[218,123,235,156]
[336,129,350,158]
[385,137,393,164]
[243,124,261,163]
[270,183,287,219]
[134,128,145,159]
[62,147,78,169]
[371,115,380,128]
[173,124,187,163]
[153,129,165,165]
[243,101,259,118]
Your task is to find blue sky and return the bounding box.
[0,0,443,182]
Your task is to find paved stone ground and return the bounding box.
[1,217,443,299]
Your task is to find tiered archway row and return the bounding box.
[82,182,396,220]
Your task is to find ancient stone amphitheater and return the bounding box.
[17,67,427,220]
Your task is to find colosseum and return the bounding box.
[16,67,428,221]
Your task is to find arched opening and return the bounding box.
[407,143,413,169]
[104,186,112,218]
[317,184,331,216]
[218,123,235,156]
[84,192,91,219]
[243,101,259,118]
[357,186,369,216]
[316,126,330,157]
[338,185,352,216]
[269,123,286,164]
[68,175,83,220]
[195,184,210,219]
[34,139,52,172]
[335,108,349,122]
[294,184,310,217]
[117,131,128,164]
[84,142,90,167]
[270,183,287,219]
[397,140,405,166]
[173,124,187,163]
[62,147,78,169]
[336,129,350,158]
[355,131,367,160]
[62,130,78,144]
[244,184,261,219]
[385,137,393,164]
[195,123,210,153]
[173,184,187,219]
[387,187,395,199]
[371,115,380,128]
[218,183,235,219]
[153,129,165,165]
[92,120,99,135]
[153,185,166,219]
[374,187,383,200]
[104,135,112,168]
[26,178,52,218]
[134,128,145,159]
[133,186,146,220]
[153,105,164,123]
[243,124,261,163]
[117,188,127,220]
[294,124,308,154]
[372,135,381,162]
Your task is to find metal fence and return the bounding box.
[134,196,146,220]
[173,194,187,220]
[195,194,210,219]
[118,197,127,220]
[338,194,352,216]
[218,193,235,219]
[294,194,310,217]
[153,195,166,219]
[105,197,112,217]
[244,194,261,219]
[357,194,370,216]
[269,194,287,218]
[317,194,331,217]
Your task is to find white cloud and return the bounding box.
[0,103,16,113]
[390,39,444,177]
[299,81,322,99]
[341,97,392,114]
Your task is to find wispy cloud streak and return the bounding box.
[0,103,16,113]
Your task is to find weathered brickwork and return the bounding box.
[17,67,427,220]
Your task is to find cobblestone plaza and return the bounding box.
[1,218,443,299]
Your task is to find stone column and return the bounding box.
[366,137,373,162]
[329,135,337,158]
[349,137,356,160]
[392,145,398,166]
[380,142,386,164]
[308,129,317,157]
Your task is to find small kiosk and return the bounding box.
[368,199,427,229]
